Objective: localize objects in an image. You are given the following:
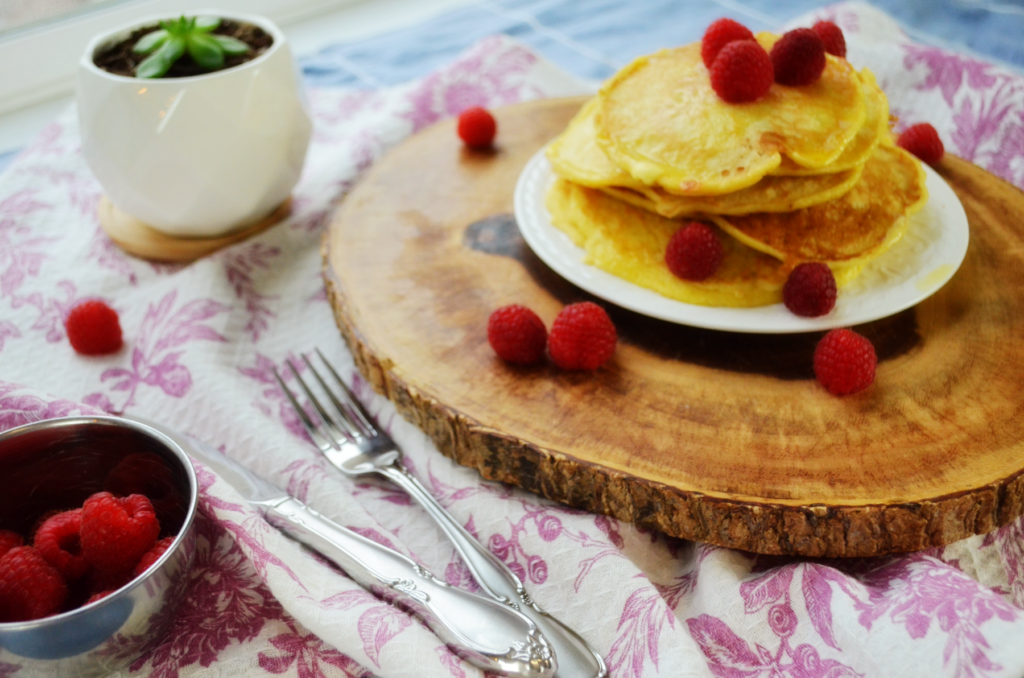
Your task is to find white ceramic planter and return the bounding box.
[77,12,312,237]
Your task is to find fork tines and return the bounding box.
[273,349,379,448]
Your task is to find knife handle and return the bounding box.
[260,497,556,678]
[380,464,607,678]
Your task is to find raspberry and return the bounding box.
[897,123,944,165]
[81,492,160,575]
[813,329,877,395]
[487,304,548,365]
[65,300,123,355]
[547,302,617,371]
[86,590,115,605]
[106,453,177,508]
[457,106,497,148]
[665,222,724,281]
[710,40,774,103]
[783,263,837,317]
[0,530,23,559]
[134,536,175,577]
[812,20,846,58]
[771,28,827,86]
[701,18,756,68]
[34,509,89,581]
[87,568,132,598]
[0,546,67,622]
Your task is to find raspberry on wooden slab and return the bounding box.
[457,106,497,148]
[547,302,617,371]
[487,304,548,365]
[813,328,877,395]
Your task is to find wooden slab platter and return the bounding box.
[323,96,1024,558]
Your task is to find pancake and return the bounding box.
[545,178,789,308]
[710,144,928,268]
[595,33,866,196]
[771,69,890,176]
[599,166,863,218]
[548,97,865,218]
[547,98,642,190]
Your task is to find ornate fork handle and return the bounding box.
[257,496,556,678]
[378,464,607,678]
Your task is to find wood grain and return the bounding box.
[99,196,291,262]
[323,96,1024,557]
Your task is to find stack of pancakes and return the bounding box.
[544,33,929,308]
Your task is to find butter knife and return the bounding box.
[128,416,556,678]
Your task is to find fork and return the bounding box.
[274,349,606,678]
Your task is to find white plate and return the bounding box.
[513,149,970,334]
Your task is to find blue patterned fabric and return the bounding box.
[0,150,16,174]
[1,0,1021,175]
[299,0,1024,88]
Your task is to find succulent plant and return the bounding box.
[132,16,250,79]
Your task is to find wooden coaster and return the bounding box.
[324,96,1024,558]
[98,196,292,262]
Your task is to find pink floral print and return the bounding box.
[129,512,288,678]
[852,556,1021,677]
[317,590,413,668]
[258,621,368,677]
[89,291,228,411]
[220,243,282,342]
[1,9,1023,678]
[898,43,1024,188]
[403,35,541,132]
[239,351,317,440]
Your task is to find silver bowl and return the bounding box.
[0,416,198,677]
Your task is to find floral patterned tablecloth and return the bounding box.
[2,3,1024,677]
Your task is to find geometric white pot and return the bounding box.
[77,12,312,237]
